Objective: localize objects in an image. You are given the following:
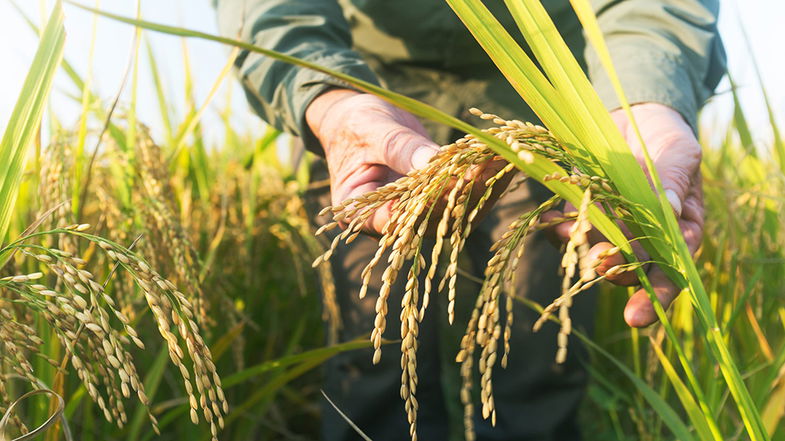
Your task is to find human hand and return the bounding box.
[547,103,703,327]
[306,89,509,235]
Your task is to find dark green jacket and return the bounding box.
[216,0,725,146]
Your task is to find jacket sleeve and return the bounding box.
[585,0,726,130]
[215,0,380,153]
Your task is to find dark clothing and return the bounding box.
[216,0,725,144]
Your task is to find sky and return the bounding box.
[0,1,783,149]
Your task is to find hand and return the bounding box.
[547,103,703,327]
[306,89,509,235]
[306,89,440,233]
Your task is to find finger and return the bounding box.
[588,242,638,286]
[333,164,403,235]
[616,105,700,217]
[544,201,577,239]
[376,125,440,175]
[623,267,680,328]
[679,174,704,255]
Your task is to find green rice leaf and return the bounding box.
[650,338,722,441]
[0,0,65,258]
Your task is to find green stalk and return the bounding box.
[145,39,175,146]
[736,16,785,171]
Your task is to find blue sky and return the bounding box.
[0,1,783,149]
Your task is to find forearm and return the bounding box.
[586,0,726,131]
[215,0,380,153]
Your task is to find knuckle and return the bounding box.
[663,167,692,191]
[380,126,416,162]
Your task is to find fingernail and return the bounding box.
[411,145,438,170]
[665,189,682,217]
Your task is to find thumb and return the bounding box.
[653,134,700,218]
[639,107,700,218]
[379,126,440,175]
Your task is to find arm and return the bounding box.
[587,0,726,130]
[216,0,479,233]
[215,0,381,154]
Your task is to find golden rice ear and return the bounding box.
[310,107,633,441]
[311,111,626,441]
[0,229,227,440]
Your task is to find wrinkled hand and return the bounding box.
[306,89,509,235]
[307,89,440,234]
[548,103,703,327]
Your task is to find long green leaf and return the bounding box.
[145,39,174,145]
[737,15,785,171]
[650,338,722,441]
[0,0,65,257]
[223,340,373,388]
[578,331,696,441]
[727,73,756,157]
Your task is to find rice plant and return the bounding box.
[0,2,345,440]
[1,0,783,440]
[0,4,229,440]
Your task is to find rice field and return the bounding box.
[1,1,784,441]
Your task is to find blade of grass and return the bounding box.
[650,337,722,441]
[728,72,756,157]
[0,0,65,254]
[762,374,785,437]
[9,0,128,148]
[169,47,239,166]
[321,390,372,441]
[71,0,100,217]
[125,0,142,150]
[222,339,373,388]
[210,321,245,362]
[736,12,785,171]
[145,38,175,145]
